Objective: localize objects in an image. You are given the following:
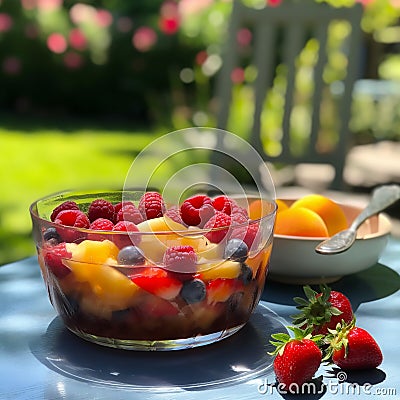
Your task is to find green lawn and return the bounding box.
[0,115,161,265]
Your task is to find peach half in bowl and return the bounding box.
[269,197,392,284]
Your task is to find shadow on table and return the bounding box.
[326,366,386,386]
[262,263,400,312]
[29,304,284,392]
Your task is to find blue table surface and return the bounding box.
[1,237,400,400]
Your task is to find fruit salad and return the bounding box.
[30,190,276,350]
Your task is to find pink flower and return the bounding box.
[231,67,245,84]
[356,0,374,5]
[37,0,63,12]
[69,28,87,51]
[159,16,179,35]
[96,9,113,28]
[179,0,213,18]
[159,1,180,35]
[47,33,67,54]
[69,4,96,25]
[267,0,282,6]
[132,27,157,52]
[237,28,252,47]
[0,13,13,33]
[195,50,208,65]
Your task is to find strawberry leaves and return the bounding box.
[323,320,383,370]
[269,326,324,356]
[291,284,353,335]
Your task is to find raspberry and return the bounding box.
[116,203,144,224]
[87,199,115,223]
[180,195,213,226]
[54,209,90,243]
[164,206,186,226]
[54,209,90,228]
[212,195,232,215]
[231,212,249,225]
[230,222,260,250]
[163,245,197,276]
[203,211,232,244]
[113,220,141,248]
[90,218,114,230]
[138,192,166,220]
[114,201,135,215]
[88,218,114,241]
[50,200,79,221]
[231,202,249,218]
[43,243,72,278]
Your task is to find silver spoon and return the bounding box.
[315,184,400,255]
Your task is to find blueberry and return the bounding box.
[43,227,61,243]
[239,263,253,285]
[117,245,145,265]
[224,239,248,262]
[180,278,206,304]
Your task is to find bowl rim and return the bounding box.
[30,189,277,236]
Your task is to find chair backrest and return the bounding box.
[214,0,363,190]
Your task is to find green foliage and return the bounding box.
[0,115,161,265]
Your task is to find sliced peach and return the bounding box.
[291,194,347,236]
[198,260,242,280]
[70,239,119,264]
[136,216,189,262]
[246,245,272,276]
[137,216,186,233]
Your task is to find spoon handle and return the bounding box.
[315,184,400,255]
[349,184,400,232]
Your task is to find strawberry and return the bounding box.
[270,326,323,392]
[325,320,383,370]
[292,285,353,335]
[130,266,183,300]
[43,242,72,278]
[206,278,243,304]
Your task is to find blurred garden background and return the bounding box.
[2,0,400,265]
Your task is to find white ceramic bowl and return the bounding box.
[269,201,392,284]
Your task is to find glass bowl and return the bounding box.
[30,190,276,351]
